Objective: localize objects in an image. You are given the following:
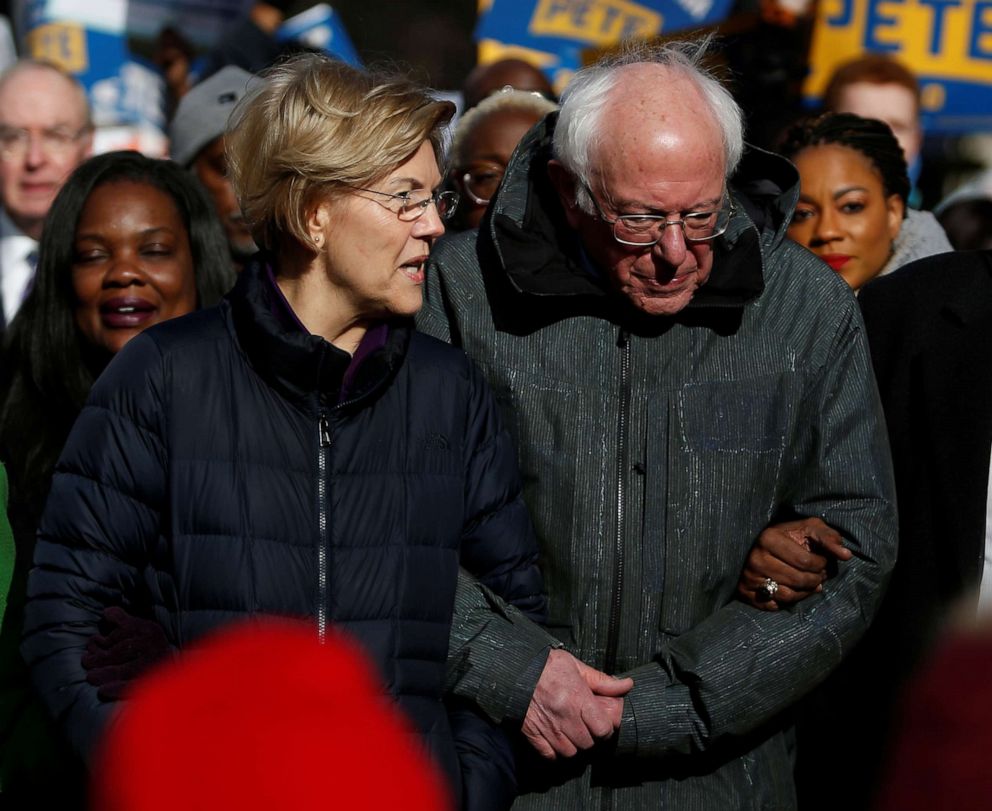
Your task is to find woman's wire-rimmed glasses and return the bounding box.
[348,186,460,222]
[582,183,734,246]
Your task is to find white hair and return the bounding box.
[553,36,744,215]
[450,88,558,168]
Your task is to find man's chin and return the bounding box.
[625,288,696,317]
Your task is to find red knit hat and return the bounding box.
[91,620,453,811]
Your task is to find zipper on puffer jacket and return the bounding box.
[317,410,331,643]
[604,329,631,676]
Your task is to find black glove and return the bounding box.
[81,607,174,701]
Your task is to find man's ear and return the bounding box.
[81,129,95,159]
[547,159,584,230]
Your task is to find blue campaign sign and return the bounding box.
[805,0,992,133]
[277,3,361,67]
[475,0,735,91]
[19,0,166,132]
[14,0,362,150]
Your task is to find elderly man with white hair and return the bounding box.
[0,59,91,331]
[423,38,897,810]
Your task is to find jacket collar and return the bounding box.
[479,112,801,316]
[227,255,410,410]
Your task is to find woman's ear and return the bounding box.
[305,201,330,252]
[886,193,906,242]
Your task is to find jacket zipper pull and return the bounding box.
[319,413,331,448]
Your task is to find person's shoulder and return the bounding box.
[762,237,857,312]
[861,249,992,312]
[93,305,233,398]
[135,302,233,356]
[407,331,501,402]
[408,330,472,375]
[429,230,481,272]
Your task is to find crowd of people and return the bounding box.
[0,10,989,811]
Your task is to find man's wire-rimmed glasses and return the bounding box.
[0,125,90,161]
[348,186,459,222]
[583,183,734,246]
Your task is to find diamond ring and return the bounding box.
[757,577,780,600]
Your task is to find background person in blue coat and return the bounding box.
[21,55,550,811]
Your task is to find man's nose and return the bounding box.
[652,221,688,266]
[24,133,46,167]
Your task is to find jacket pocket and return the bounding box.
[677,376,789,455]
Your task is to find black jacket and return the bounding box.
[796,250,992,811]
[22,260,545,806]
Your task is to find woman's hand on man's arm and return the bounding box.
[737,517,852,611]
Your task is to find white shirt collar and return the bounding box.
[0,208,39,324]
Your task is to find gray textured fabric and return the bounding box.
[425,119,898,810]
[879,208,953,278]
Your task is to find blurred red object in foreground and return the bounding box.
[875,627,992,810]
[92,620,453,811]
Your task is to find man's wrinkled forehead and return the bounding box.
[589,71,725,186]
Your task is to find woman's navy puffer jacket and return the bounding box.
[22,261,545,804]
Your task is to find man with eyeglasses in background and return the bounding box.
[0,59,92,332]
[421,37,896,810]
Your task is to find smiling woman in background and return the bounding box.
[0,150,232,807]
[779,112,950,290]
[0,150,232,551]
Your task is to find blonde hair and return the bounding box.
[226,54,454,251]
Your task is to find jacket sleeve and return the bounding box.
[424,256,560,726]
[21,333,169,761]
[613,299,898,758]
[446,358,554,809]
[457,359,546,622]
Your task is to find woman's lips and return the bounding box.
[400,255,428,283]
[99,296,156,328]
[821,254,851,271]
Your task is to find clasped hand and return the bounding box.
[522,648,633,759]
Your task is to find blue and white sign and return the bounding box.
[476,0,735,85]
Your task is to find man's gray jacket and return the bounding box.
[423,114,898,810]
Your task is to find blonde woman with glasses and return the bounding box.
[22,55,545,811]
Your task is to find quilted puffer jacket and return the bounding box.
[21,260,545,805]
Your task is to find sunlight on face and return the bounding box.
[787,143,904,290]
